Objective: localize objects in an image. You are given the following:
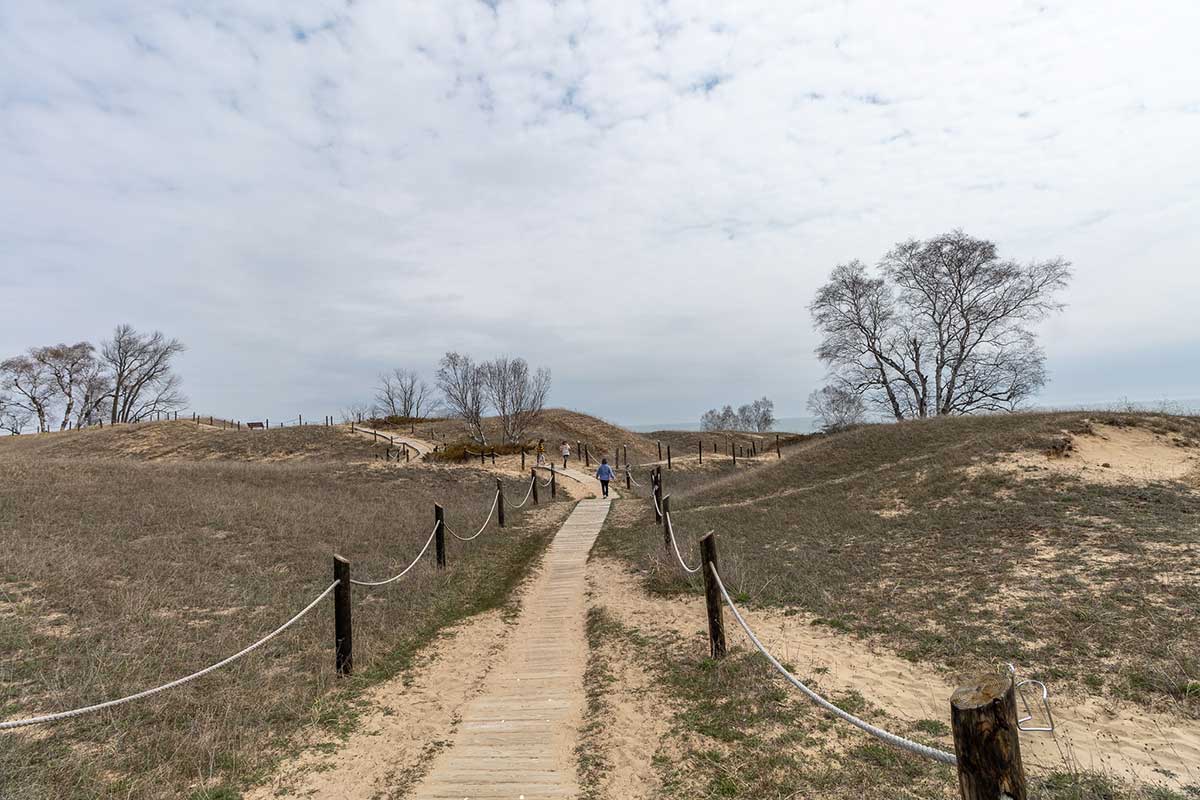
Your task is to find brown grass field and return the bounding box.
[0,421,573,799]
[592,411,1200,798]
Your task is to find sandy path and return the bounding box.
[587,557,1200,792]
[350,425,434,457]
[533,464,620,500]
[409,499,611,799]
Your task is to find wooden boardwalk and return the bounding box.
[409,498,611,799]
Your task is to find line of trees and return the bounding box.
[365,353,552,446]
[700,397,775,432]
[0,325,186,434]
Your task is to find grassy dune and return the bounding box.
[0,424,572,799]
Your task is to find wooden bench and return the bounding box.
[246,421,265,430]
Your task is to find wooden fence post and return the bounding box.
[667,444,672,469]
[951,674,1027,800]
[532,469,539,504]
[777,433,781,459]
[521,448,525,470]
[550,465,557,498]
[623,444,628,466]
[435,504,446,569]
[700,533,726,658]
[491,450,496,465]
[299,414,303,426]
[625,466,631,491]
[576,440,581,460]
[585,444,591,467]
[698,440,702,464]
[405,445,410,462]
[496,478,505,528]
[661,495,671,551]
[333,555,352,676]
[654,475,663,524]
[732,444,737,466]
[480,449,485,466]
[657,441,662,461]
[266,418,270,429]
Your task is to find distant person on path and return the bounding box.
[536,438,546,466]
[596,458,614,498]
[561,441,570,468]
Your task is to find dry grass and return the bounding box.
[599,412,1200,719]
[0,436,572,799]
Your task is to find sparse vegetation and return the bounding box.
[0,422,571,799]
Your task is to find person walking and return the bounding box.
[596,458,614,498]
[536,438,546,466]
[560,440,570,469]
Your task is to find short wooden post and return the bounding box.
[405,445,410,462]
[333,555,353,676]
[777,433,781,459]
[657,441,662,460]
[623,444,628,466]
[585,445,591,467]
[550,464,557,498]
[434,504,446,568]
[576,440,581,460]
[625,466,631,491]
[951,674,1027,800]
[480,449,485,466]
[531,469,539,504]
[299,414,303,426]
[496,478,505,528]
[698,440,702,463]
[209,416,213,426]
[373,430,377,442]
[491,450,496,465]
[699,533,726,658]
[732,444,737,465]
[267,418,270,429]
[521,448,525,470]
[661,495,671,552]
[653,477,663,524]
[667,444,672,469]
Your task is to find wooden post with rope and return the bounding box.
[667,444,672,469]
[585,444,591,467]
[700,533,726,658]
[777,433,781,459]
[657,441,662,460]
[550,464,557,499]
[653,473,663,524]
[951,674,1028,800]
[434,504,446,569]
[333,555,352,676]
[496,478,505,528]
[698,440,702,464]
[531,468,539,504]
[625,466,631,491]
[661,495,671,551]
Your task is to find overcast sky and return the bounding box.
[3,1,1198,425]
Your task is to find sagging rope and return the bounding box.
[0,581,340,730]
[664,513,702,574]
[651,490,663,517]
[626,469,643,488]
[508,475,536,509]
[447,491,500,542]
[350,524,439,587]
[710,564,958,765]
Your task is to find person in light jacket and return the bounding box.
[595,458,614,498]
[561,440,571,468]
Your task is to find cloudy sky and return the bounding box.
[3,1,1198,425]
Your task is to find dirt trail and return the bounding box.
[587,557,1200,793]
[350,425,434,457]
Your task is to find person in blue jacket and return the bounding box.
[595,458,614,498]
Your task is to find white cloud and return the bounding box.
[2,0,1199,423]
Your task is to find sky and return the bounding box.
[2,1,1199,426]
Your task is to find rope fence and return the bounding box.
[1,466,558,732]
[646,466,1055,797]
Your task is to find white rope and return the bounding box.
[447,491,499,541]
[0,581,340,730]
[652,490,663,516]
[626,469,643,488]
[710,564,957,765]
[350,523,438,586]
[508,476,536,509]
[664,514,702,574]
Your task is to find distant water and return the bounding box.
[626,416,819,433]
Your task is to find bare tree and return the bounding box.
[31,342,98,430]
[481,357,551,444]
[807,385,866,432]
[0,393,32,434]
[72,358,112,428]
[340,403,373,424]
[436,352,488,444]
[101,325,187,423]
[810,231,1070,420]
[375,368,437,419]
[0,355,55,432]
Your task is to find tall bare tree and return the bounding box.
[436,352,488,444]
[481,357,551,444]
[810,231,1070,420]
[375,368,437,419]
[101,325,186,423]
[0,355,55,432]
[32,342,97,430]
